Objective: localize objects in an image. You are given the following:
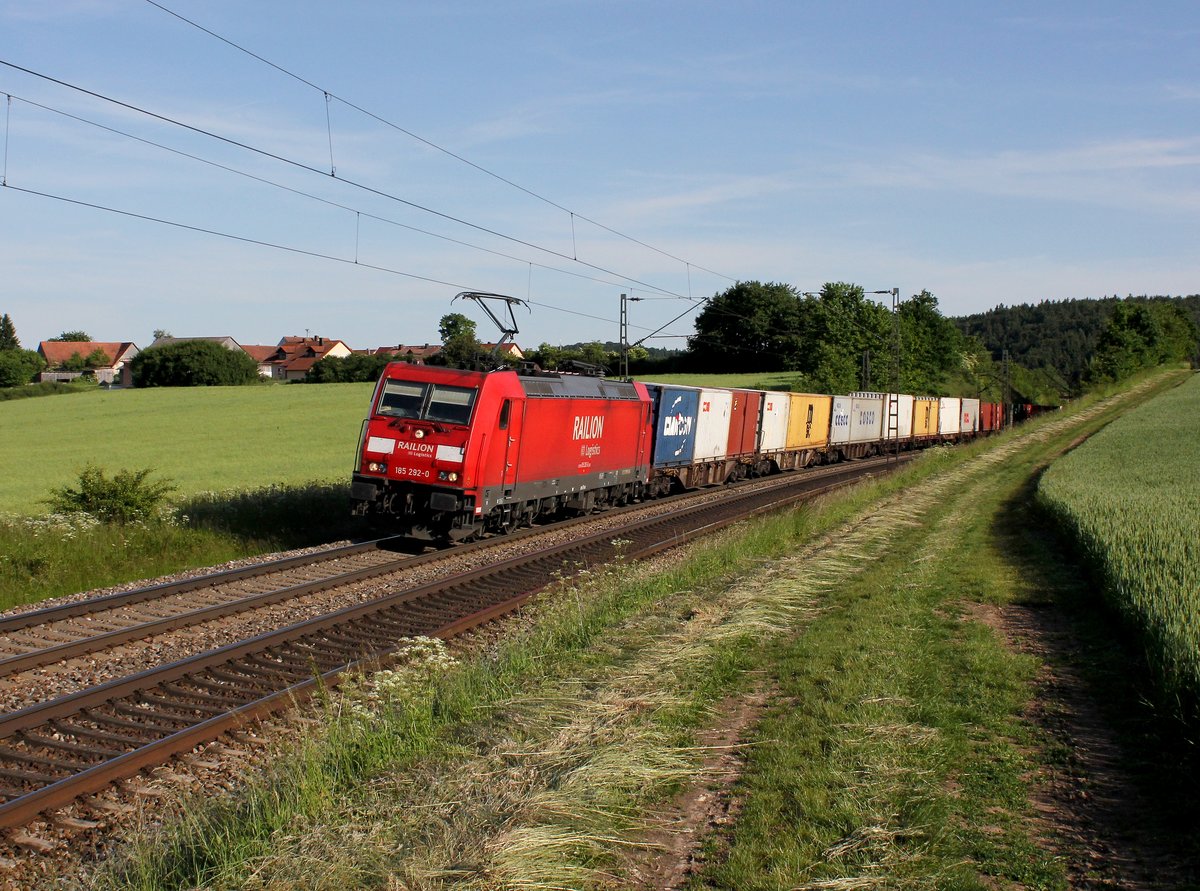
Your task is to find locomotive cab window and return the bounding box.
[378,380,425,418]
[377,380,478,425]
[426,386,476,425]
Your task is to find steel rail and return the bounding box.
[0,457,901,678]
[0,539,405,634]
[0,456,909,829]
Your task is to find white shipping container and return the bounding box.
[759,391,790,452]
[829,395,852,445]
[938,397,961,435]
[960,398,980,433]
[849,392,885,444]
[694,388,733,461]
[880,393,914,440]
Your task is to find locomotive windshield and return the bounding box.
[377,380,477,425]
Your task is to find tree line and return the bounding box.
[955,294,1200,393]
[5,287,1196,395]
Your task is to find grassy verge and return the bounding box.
[0,482,361,612]
[89,371,1183,889]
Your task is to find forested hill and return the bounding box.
[952,295,1200,391]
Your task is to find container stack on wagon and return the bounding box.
[351,362,1017,541]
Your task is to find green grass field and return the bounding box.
[0,383,374,515]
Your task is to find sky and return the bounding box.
[1,1,1198,353]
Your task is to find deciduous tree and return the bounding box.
[438,313,481,369]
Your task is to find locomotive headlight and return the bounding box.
[367,461,388,473]
[414,429,425,439]
[438,470,459,482]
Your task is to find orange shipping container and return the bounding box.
[785,393,832,449]
[912,397,939,438]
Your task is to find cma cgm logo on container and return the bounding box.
[664,413,693,436]
[572,415,604,440]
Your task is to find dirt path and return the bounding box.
[994,597,1198,890]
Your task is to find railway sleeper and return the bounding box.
[18,731,115,760]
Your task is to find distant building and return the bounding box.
[37,341,139,387]
[260,336,353,380]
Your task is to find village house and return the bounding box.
[37,341,139,387]
[260,336,353,380]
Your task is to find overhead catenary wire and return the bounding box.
[1,181,679,341]
[142,0,737,286]
[0,58,694,303]
[0,91,660,296]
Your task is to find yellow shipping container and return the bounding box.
[785,393,832,449]
[912,397,939,438]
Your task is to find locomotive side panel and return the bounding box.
[509,391,650,484]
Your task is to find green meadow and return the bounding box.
[0,383,374,516]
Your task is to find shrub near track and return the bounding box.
[1038,373,1200,722]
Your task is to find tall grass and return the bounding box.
[0,482,364,612]
[1038,374,1200,721]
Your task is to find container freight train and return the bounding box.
[350,362,1006,541]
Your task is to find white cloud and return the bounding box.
[838,137,1200,213]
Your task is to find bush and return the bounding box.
[46,465,177,523]
[132,340,260,387]
[303,352,393,383]
[0,348,46,388]
[0,379,96,401]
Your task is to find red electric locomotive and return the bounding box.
[351,362,654,540]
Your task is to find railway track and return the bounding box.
[0,455,909,832]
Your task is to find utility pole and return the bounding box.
[619,293,642,379]
[889,287,902,459]
[1003,348,1013,427]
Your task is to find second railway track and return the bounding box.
[0,455,909,832]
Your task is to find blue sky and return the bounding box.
[1,1,1197,352]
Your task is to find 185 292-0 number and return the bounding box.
[395,466,432,479]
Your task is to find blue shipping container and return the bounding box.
[645,383,700,467]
